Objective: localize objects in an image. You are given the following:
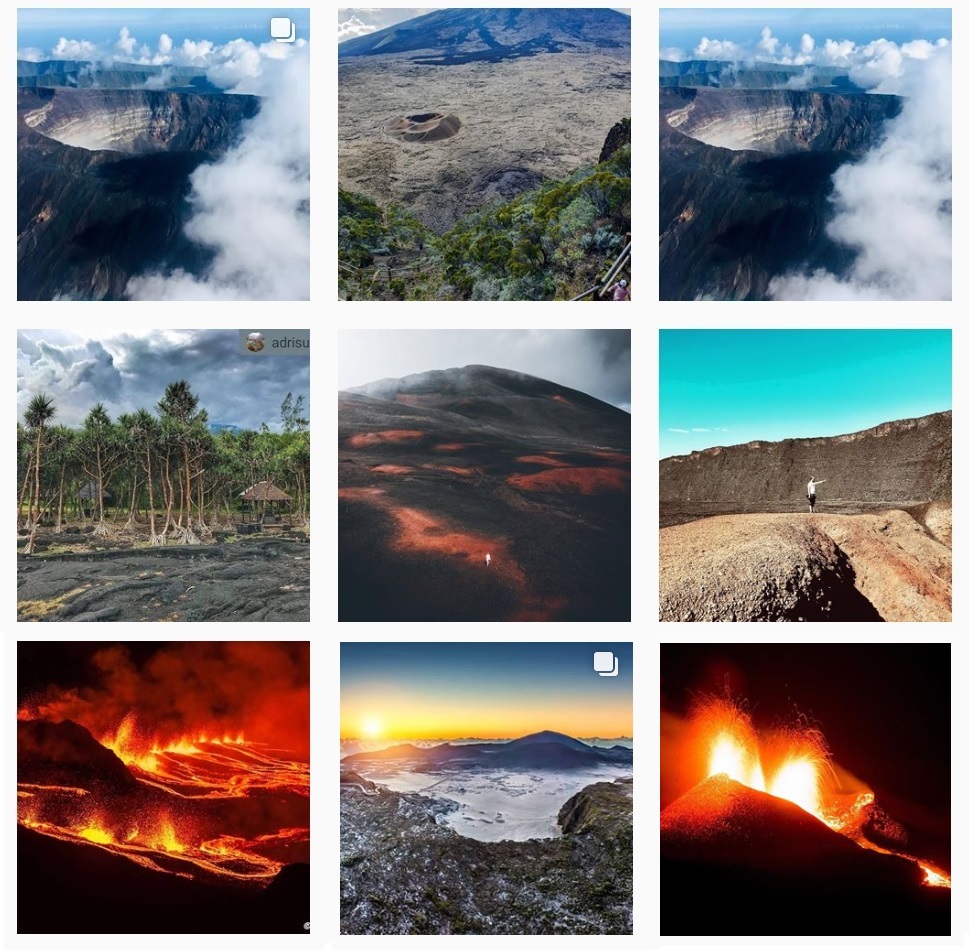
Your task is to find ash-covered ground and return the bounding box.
[340,774,632,935]
[17,532,309,622]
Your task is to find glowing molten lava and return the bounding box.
[690,696,950,889]
[18,711,309,886]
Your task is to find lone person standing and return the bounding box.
[485,552,491,568]
[806,477,826,513]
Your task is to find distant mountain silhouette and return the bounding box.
[341,730,633,770]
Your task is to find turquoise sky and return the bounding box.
[659,330,951,458]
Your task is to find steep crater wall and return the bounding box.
[659,411,952,506]
[665,87,902,154]
[21,87,260,154]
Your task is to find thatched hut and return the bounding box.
[239,481,292,524]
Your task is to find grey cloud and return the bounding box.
[18,330,309,430]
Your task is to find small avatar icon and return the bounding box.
[246,332,265,353]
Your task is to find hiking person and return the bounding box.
[807,477,826,513]
[485,552,491,568]
[610,279,630,301]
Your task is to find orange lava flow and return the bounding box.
[18,713,308,885]
[369,465,414,474]
[432,442,479,452]
[506,467,631,495]
[689,697,950,888]
[347,429,424,448]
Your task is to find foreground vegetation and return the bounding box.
[18,382,309,554]
[338,124,631,301]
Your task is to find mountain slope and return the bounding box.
[339,8,631,62]
[339,365,630,621]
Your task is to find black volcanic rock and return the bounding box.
[659,86,902,300]
[341,777,632,934]
[660,411,952,508]
[340,365,630,621]
[661,777,949,935]
[18,719,138,792]
[339,8,631,63]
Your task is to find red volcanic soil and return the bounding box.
[552,394,571,404]
[432,442,479,452]
[507,467,631,495]
[338,487,385,501]
[592,450,631,462]
[421,464,475,476]
[516,454,572,467]
[370,465,414,475]
[347,430,424,448]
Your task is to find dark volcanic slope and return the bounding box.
[661,776,949,935]
[659,86,902,300]
[339,7,631,63]
[659,411,951,507]
[17,87,259,301]
[339,365,630,621]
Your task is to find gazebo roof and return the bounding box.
[239,481,292,502]
[77,480,111,500]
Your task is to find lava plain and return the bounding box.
[338,367,631,621]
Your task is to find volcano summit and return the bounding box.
[339,365,630,621]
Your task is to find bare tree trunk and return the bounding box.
[25,427,43,554]
[55,463,66,533]
[18,467,32,529]
[93,445,108,536]
[146,446,163,546]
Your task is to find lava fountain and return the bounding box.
[688,695,949,888]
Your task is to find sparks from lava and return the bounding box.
[689,694,950,889]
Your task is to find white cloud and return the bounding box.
[17,47,46,62]
[158,33,173,56]
[693,36,742,59]
[769,46,951,301]
[800,33,815,55]
[126,47,310,301]
[115,26,137,57]
[660,46,688,62]
[669,428,690,434]
[757,27,779,57]
[338,16,377,41]
[820,38,856,66]
[51,37,100,60]
[691,427,710,432]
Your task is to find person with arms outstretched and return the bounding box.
[806,477,826,513]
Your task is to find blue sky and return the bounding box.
[659,330,951,458]
[19,9,311,51]
[660,8,951,58]
[341,642,633,739]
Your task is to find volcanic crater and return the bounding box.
[384,111,461,143]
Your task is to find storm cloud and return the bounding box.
[339,330,631,411]
[18,330,310,430]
